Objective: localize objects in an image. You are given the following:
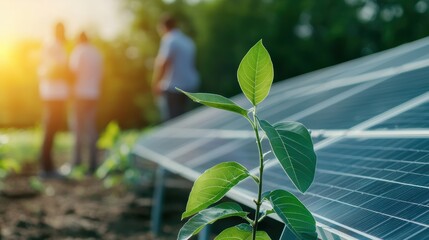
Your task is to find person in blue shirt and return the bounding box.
[152,14,199,121]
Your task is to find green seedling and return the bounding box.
[177,40,318,240]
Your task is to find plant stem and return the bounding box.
[252,108,264,240]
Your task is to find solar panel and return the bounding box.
[297,67,429,129]
[236,137,429,239]
[133,36,429,239]
[359,44,429,73]
[370,101,429,129]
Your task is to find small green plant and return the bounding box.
[0,157,21,190]
[0,134,22,189]
[0,131,47,194]
[177,40,317,240]
[96,122,141,188]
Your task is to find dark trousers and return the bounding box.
[164,91,188,120]
[72,99,98,172]
[39,100,67,172]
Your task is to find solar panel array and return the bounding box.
[134,37,429,239]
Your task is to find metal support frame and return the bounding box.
[150,164,211,239]
[151,166,166,236]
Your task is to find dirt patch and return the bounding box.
[0,174,188,240]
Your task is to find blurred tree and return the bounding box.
[123,0,429,98]
[95,37,159,129]
[0,41,41,128]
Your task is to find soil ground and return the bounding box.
[0,167,190,240]
[0,141,285,240]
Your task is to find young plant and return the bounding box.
[0,134,22,186]
[96,122,141,188]
[177,40,317,240]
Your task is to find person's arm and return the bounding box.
[152,56,171,96]
[152,37,173,96]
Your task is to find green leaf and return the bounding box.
[269,190,317,240]
[178,202,249,240]
[97,121,120,149]
[259,120,316,192]
[215,223,271,240]
[237,40,274,106]
[182,162,251,219]
[177,89,248,116]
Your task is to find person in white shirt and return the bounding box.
[38,22,71,177]
[152,14,199,121]
[69,32,103,174]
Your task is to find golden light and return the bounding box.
[0,44,11,65]
[0,0,129,127]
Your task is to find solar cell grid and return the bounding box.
[238,137,428,239]
[363,43,429,73]
[317,139,429,164]
[382,223,425,239]
[316,188,350,200]
[381,185,429,204]
[259,84,363,124]
[379,224,426,240]
[414,165,429,174]
[336,208,389,234]
[170,138,236,162]
[316,155,428,186]
[331,175,373,191]
[166,107,238,129]
[361,198,428,222]
[191,140,275,173]
[365,218,406,238]
[136,136,196,157]
[184,139,249,167]
[408,228,429,240]
[235,169,422,239]
[265,61,352,93]
[271,36,429,91]
[356,180,398,196]
[337,191,375,206]
[415,211,429,223]
[397,173,429,186]
[400,205,429,223]
[298,67,429,129]
[371,101,429,129]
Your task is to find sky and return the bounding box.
[0,0,130,43]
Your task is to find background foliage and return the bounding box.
[0,0,428,128]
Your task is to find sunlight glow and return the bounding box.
[0,44,12,65]
[0,0,129,42]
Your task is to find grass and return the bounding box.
[0,128,73,176]
[0,126,147,189]
[0,128,72,164]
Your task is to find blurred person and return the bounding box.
[69,32,103,174]
[37,22,71,178]
[152,14,199,121]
